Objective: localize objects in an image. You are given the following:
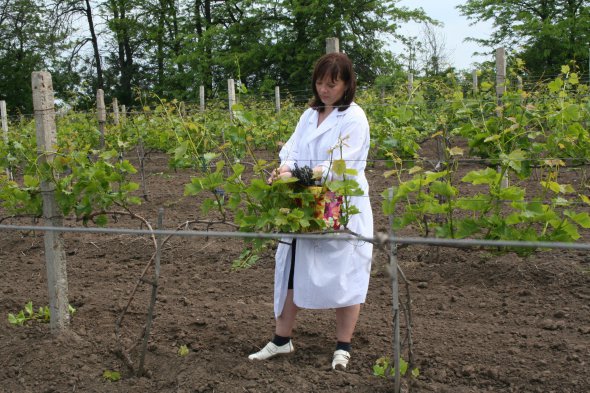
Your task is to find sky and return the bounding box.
[390,1,495,71]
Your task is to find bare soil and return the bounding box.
[1,144,589,393]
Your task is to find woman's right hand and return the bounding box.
[267,165,292,184]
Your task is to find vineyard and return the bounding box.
[1,67,590,392]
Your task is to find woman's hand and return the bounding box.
[312,166,323,180]
[267,165,292,184]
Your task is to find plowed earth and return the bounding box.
[1,143,589,393]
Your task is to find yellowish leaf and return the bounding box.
[543,159,565,168]
[561,65,570,74]
[383,169,398,178]
[447,146,464,156]
[332,159,346,176]
[408,166,423,175]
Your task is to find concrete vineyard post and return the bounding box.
[326,37,339,53]
[112,98,119,125]
[228,78,236,123]
[97,89,106,148]
[1,100,7,140]
[496,48,509,188]
[495,48,506,103]
[472,70,478,95]
[200,85,205,113]
[275,86,280,113]
[31,71,70,333]
[1,100,11,179]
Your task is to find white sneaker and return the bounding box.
[248,340,294,360]
[332,349,350,370]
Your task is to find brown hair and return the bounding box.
[309,52,356,112]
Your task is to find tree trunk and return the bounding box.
[84,0,103,91]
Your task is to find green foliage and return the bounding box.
[7,301,76,326]
[384,160,590,249]
[2,0,433,109]
[178,345,189,357]
[379,67,590,251]
[373,356,419,379]
[102,370,121,382]
[2,69,590,267]
[232,248,263,270]
[0,0,69,114]
[458,0,590,76]
[0,112,141,223]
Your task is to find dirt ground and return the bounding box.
[1,145,589,393]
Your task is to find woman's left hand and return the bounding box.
[312,166,323,180]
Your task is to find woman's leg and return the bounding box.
[335,304,360,342]
[332,304,360,370]
[276,289,299,337]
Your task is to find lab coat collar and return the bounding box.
[304,104,351,144]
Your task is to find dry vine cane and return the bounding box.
[110,206,238,375]
[373,231,416,391]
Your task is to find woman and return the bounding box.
[249,52,373,371]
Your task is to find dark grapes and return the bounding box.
[292,163,316,186]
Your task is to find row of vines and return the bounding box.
[1,65,590,259]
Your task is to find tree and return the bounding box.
[0,0,434,109]
[208,0,432,92]
[0,0,66,114]
[104,0,143,106]
[420,23,450,77]
[458,0,590,75]
[51,0,105,93]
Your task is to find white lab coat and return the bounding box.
[274,103,373,317]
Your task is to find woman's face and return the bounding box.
[315,75,346,108]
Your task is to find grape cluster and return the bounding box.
[292,163,316,186]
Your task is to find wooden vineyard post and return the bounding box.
[1,100,12,179]
[112,98,120,125]
[121,105,127,122]
[496,48,509,188]
[326,37,339,53]
[200,85,205,113]
[97,89,106,148]
[31,71,70,332]
[275,86,281,113]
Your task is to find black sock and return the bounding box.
[272,334,291,346]
[336,341,352,352]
